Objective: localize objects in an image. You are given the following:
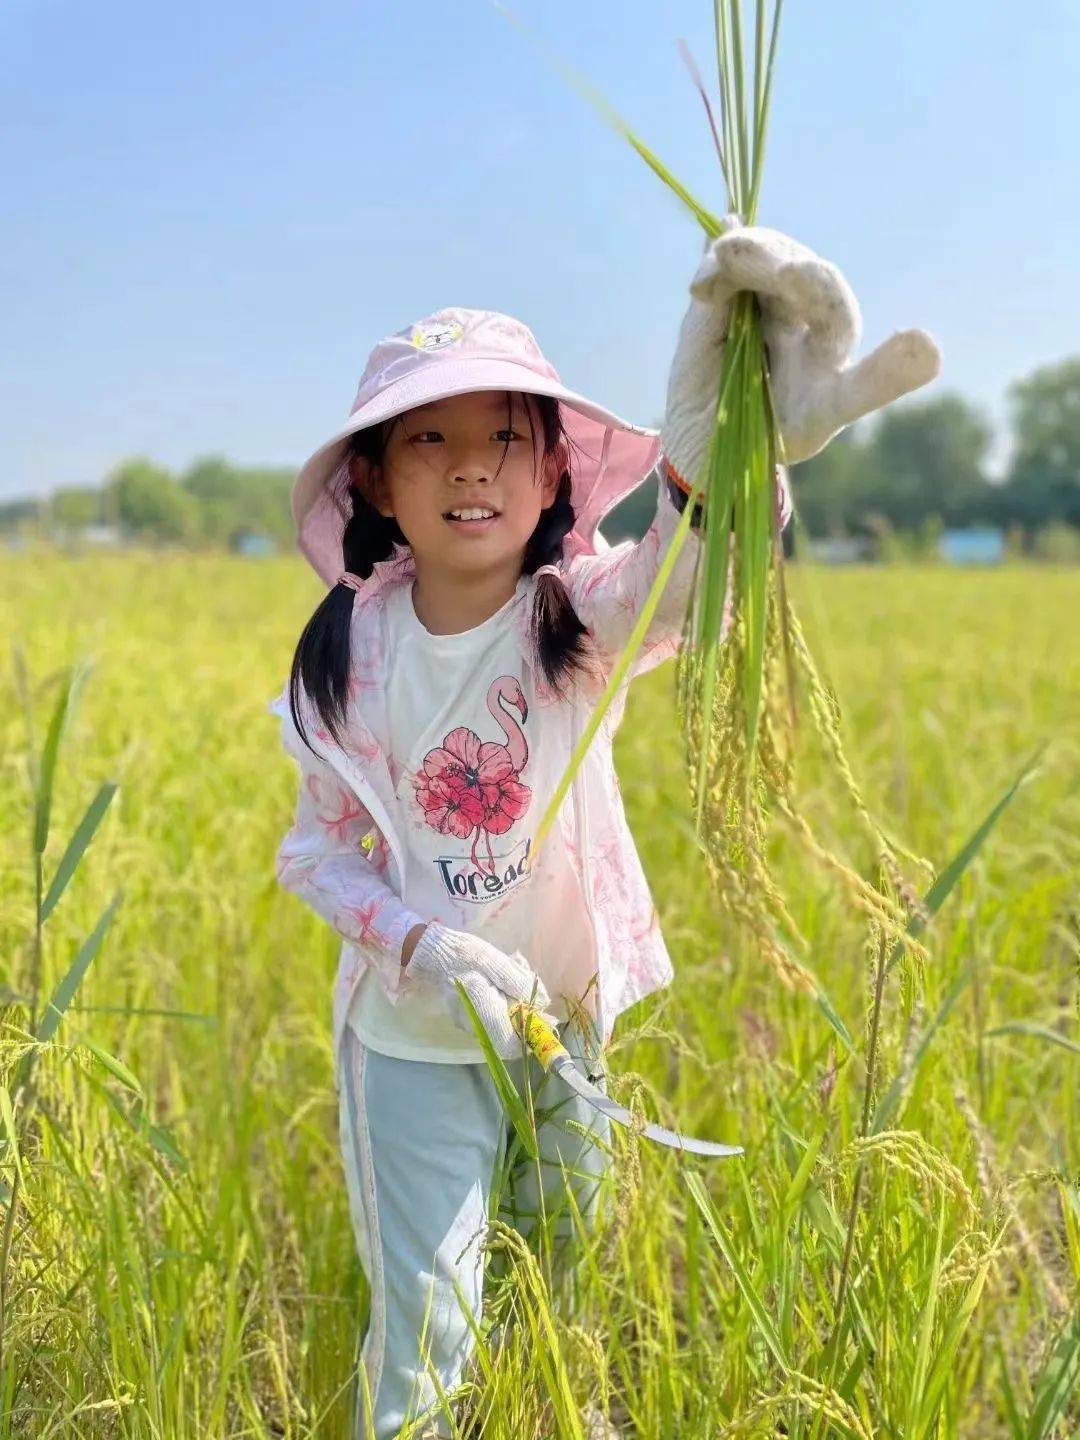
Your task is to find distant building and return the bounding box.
[938,528,1005,565]
[51,523,125,548]
[78,524,124,545]
[231,530,277,557]
[804,536,876,564]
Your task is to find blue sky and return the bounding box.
[3,0,1078,499]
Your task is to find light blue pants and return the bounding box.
[336,1012,613,1440]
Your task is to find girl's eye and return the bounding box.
[410,429,521,443]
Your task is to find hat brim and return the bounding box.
[290,357,660,587]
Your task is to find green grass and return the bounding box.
[1,550,1077,1437]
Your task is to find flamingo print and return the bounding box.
[412,675,531,876]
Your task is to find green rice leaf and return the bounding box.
[780,1120,825,1223]
[453,979,539,1161]
[685,1166,790,1371]
[101,1087,188,1170]
[753,0,766,145]
[916,743,1047,937]
[884,744,1047,980]
[917,1234,997,1434]
[36,891,124,1047]
[81,1037,145,1097]
[739,315,771,759]
[67,1004,217,1024]
[983,1021,1080,1058]
[40,780,118,923]
[11,891,125,1107]
[871,960,975,1135]
[0,1087,26,1194]
[727,0,752,205]
[677,37,732,192]
[33,661,92,859]
[903,1193,946,1437]
[714,1,743,207]
[747,0,784,220]
[814,986,856,1056]
[1025,1305,1080,1440]
[493,2,725,237]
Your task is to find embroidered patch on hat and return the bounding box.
[409,320,464,351]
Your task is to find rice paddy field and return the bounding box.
[1,548,1077,1438]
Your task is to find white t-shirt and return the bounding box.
[345,575,597,1062]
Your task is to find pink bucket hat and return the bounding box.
[290,306,662,587]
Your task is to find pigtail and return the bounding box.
[289,422,408,756]
[522,469,603,701]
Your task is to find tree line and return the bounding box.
[0,455,297,547]
[791,355,1080,541]
[3,356,1079,550]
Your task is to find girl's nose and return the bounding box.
[446,450,491,484]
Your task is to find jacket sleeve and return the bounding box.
[269,691,426,1006]
[563,462,793,683]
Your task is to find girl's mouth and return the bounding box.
[443,508,501,533]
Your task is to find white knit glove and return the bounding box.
[661,212,942,493]
[403,921,559,1059]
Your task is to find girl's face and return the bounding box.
[362,390,563,576]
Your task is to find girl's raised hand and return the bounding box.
[660,213,942,490]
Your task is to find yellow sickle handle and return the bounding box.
[508,1001,569,1070]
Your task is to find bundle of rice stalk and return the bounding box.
[511,0,934,1000]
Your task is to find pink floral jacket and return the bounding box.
[269,469,791,1071]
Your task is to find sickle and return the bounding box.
[508,1002,743,1159]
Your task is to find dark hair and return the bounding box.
[289,391,601,755]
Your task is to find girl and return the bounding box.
[268,218,939,1440]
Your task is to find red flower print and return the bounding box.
[410,677,532,875]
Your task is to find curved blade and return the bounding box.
[509,1002,743,1160]
[549,1052,743,1158]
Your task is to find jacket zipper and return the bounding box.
[571,707,606,1056]
[320,744,409,900]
